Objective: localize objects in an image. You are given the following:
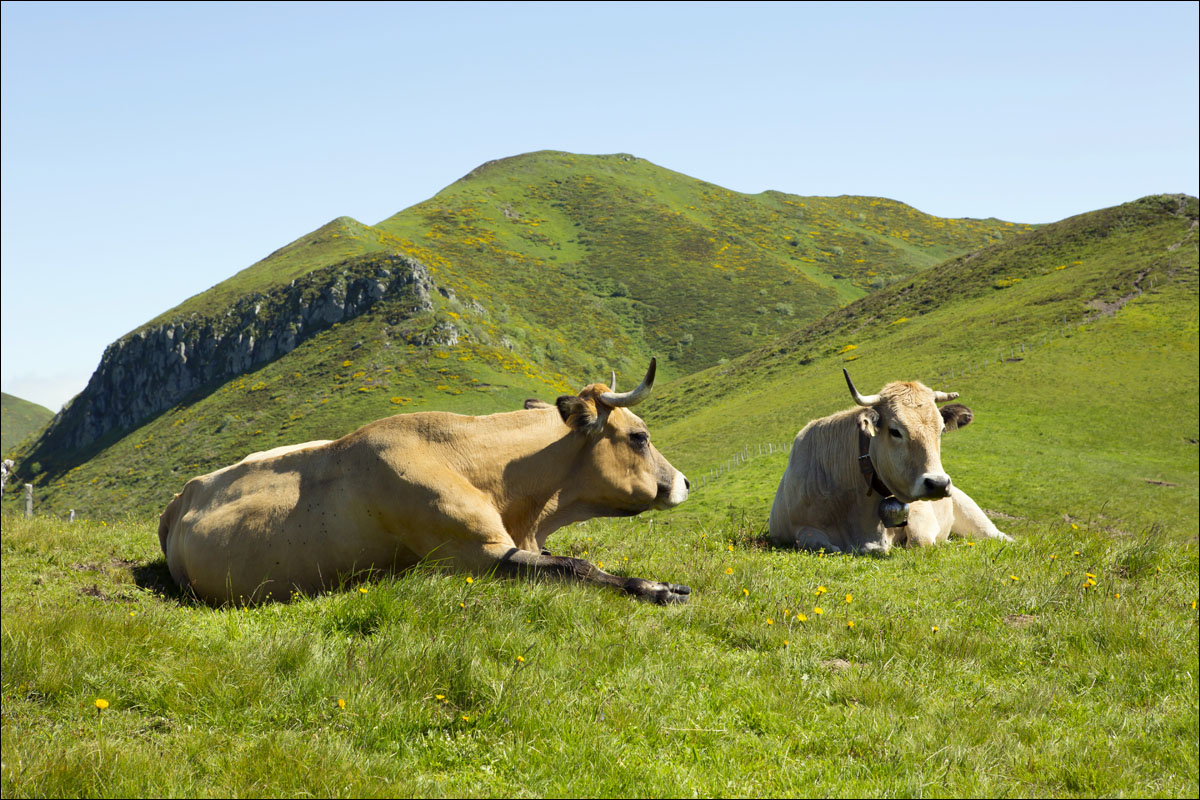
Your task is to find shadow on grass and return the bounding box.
[130,558,202,606]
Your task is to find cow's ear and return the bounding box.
[524,398,552,410]
[556,395,604,434]
[940,403,973,432]
[857,408,879,437]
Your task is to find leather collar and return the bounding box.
[857,427,897,498]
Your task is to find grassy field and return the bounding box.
[1,512,1196,797]
[2,195,1196,796]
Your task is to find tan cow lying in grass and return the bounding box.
[159,360,691,604]
[768,370,1012,554]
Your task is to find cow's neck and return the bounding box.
[455,408,592,549]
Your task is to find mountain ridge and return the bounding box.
[22,151,1022,477]
[6,151,1061,518]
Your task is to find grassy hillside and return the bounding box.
[369,151,1024,376]
[1,392,53,458]
[9,303,581,520]
[2,195,1196,798]
[138,152,1026,389]
[153,154,1022,381]
[7,151,1022,520]
[644,194,1199,539]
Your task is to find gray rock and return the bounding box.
[33,254,441,454]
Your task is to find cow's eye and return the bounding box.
[889,428,902,439]
[630,431,650,449]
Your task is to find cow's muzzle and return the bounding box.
[919,474,952,500]
[655,471,690,508]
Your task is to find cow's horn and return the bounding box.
[843,368,881,407]
[599,358,656,407]
[933,390,959,402]
[611,371,617,392]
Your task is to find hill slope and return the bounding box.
[155,152,1024,373]
[2,198,1197,800]
[1,392,53,459]
[643,194,1199,538]
[8,152,1021,516]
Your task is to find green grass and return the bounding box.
[2,392,53,458]
[373,151,1023,377]
[2,513,1196,797]
[11,305,586,519]
[646,194,1199,540]
[150,150,1020,382]
[1,193,1197,796]
[12,151,1021,519]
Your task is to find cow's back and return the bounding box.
[768,410,865,549]
[159,438,416,603]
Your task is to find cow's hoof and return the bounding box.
[654,582,691,604]
[626,578,691,604]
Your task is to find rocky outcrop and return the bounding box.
[35,253,440,456]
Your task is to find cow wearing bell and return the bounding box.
[158,359,692,604]
[767,369,1012,553]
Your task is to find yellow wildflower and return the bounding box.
[337,698,346,709]
[726,567,734,575]
[358,587,368,594]
[742,588,749,597]
[847,620,855,629]
[1009,575,1019,582]
[517,656,525,663]
[465,576,474,584]
[796,613,808,622]
[813,606,824,615]
[931,626,939,633]
[844,593,853,604]
[94,698,109,711]
[766,618,774,626]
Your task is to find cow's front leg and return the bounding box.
[485,545,691,605]
[949,487,1013,542]
[789,526,845,554]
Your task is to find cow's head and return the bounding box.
[844,369,973,504]
[555,358,689,515]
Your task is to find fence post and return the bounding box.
[24,484,33,518]
[69,509,76,523]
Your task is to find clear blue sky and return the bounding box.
[3,1,1197,411]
